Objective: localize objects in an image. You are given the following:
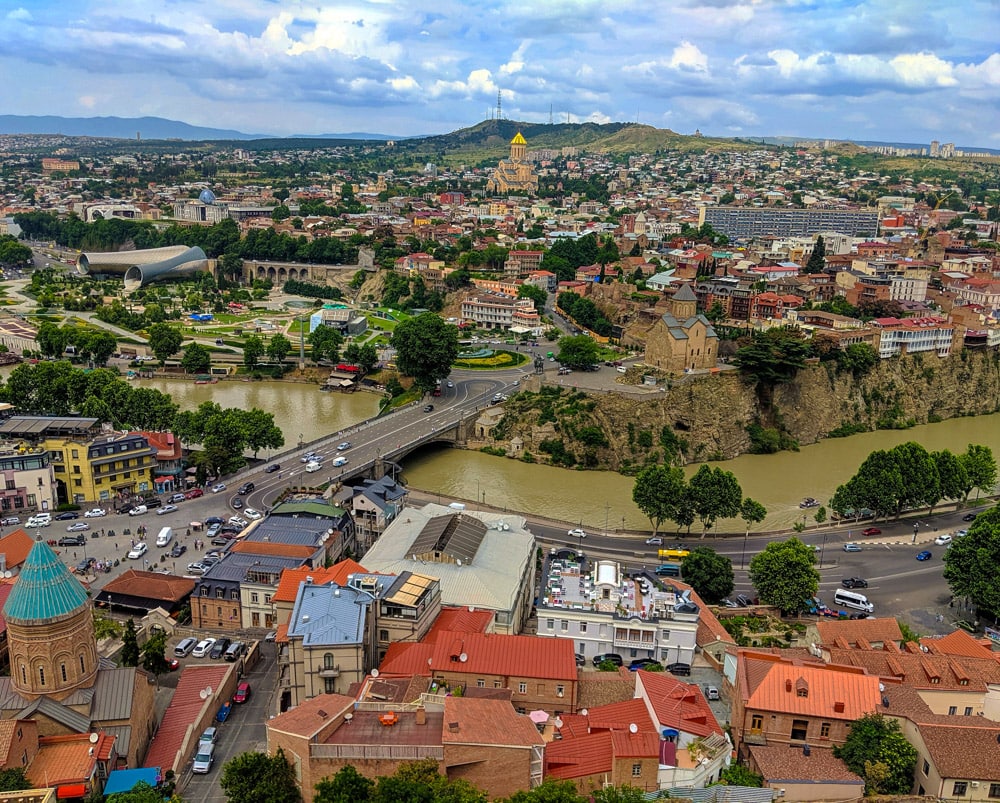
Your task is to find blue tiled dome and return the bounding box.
[3,541,89,624]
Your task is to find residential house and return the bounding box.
[271,560,368,634]
[460,295,541,333]
[744,743,863,802]
[868,316,957,359]
[0,445,56,517]
[333,476,406,553]
[131,431,184,496]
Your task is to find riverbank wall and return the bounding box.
[487,349,1000,468]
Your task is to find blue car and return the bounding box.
[916,550,932,561]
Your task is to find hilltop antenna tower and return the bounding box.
[496,90,502,121]
[550,103,554,125]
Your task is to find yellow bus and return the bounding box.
[658,548,690,561]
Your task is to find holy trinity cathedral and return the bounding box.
[486,132,539,195]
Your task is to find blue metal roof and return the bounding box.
[3,541,90,624]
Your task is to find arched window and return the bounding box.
[323,653,335,669]
[61,664,67,682]
[38,667,45,686]
[19,665,26,685]
[80,654,86,673]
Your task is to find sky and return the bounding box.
[1,0,998,146]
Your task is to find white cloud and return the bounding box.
[669,40,709,72]
[6,7,31,21]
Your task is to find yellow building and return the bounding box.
[486,132,539,195]
[43,432,156,506]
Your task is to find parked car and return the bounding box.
[209,638,232,660]
[568,528,586,539]
[58,535,86,546]
[934,534,953,546]
[156,504,178,516]
[83,508,106,518]
[265,463,281,473]
[192,638,216,658]
[337,442,351,451]
[169,493,187,503]
[174,637,197,657]
[244,508,262,520]
[916,550,933,561]
[704,686,721,701]
[74,557,96,574]
[962,512,978,522]
[628,658,655,672]
[228,516,247,528]
[170,543,187,558]
[66,522,89,532]
[843,543,863,552]
[55,511,80,520]
[666,662,692,676]
[575,653,585,667]
[645,537,663,546]
[128,505,148,517]
[192,742,215,774]
[0,516,20,526]
[186,562,208,576]
[199,727,218,745]
[25,516,52,528]
[184,488,204,499]
[205,516,225,526]
[211,483,227,494]
[167,658,180,671]
[233,681,252,704]
[127,542,148,559]
[206,523,222,538]
[592,653,623,667]
[842,577,868,588]
[861,527,882,536]
[237,482,254,495]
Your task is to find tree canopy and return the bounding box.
[147,322,184,364]
[943,504,1000,619]
[833,713,917,795]
[220,749,301,803]
[631,465,687,534]
[391,313,460,392]
[748,538,819,613]
[681,547,734,604]
[687,465,743,535]
[555,334,600,369]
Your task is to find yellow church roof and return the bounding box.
[511,131,527,145]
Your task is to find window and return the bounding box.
[820,722,830,738]
[494,680,502,688]
[750,714,763,731]
[477,679,485,688]
[518,682,527,694]
[953,782,967,797]
[264,594,272,604]
[323,653,335,669]
[561,620,568,632]
[38,667,45,686]
[662,629,670,640]
[948,706,957,715]
[19,665,25,684]
[324,678,336,694]
[557,684,565,696]
[546,619,554,630]
[251,593,259,604]
[790,719,808,741]
[379,629,389,642]
[988,783,1000,798]
[216,588,224,598]
[965,707,973,716]
[230,590,238,600]
[632,763,642,777]
[60,664,67,682]
[579,622,587,633]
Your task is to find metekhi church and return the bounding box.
[0,541,156,767]
[486,132,539,195]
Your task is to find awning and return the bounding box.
[57,784,87,799]
[528,709,549,724]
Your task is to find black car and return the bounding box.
[423,404,434,412]
[264,463,281,473]
[170,543,187,558]
[666,662,692,676]
[55,512,80,520]
[58,535,86,546]
[209,638,231,659]
[575,653,585,667]
[74,557,96,574]
[592,653,623,668]
[962,513,978,522]
[231,498,243,509]
[842,577,868,589]
[237,482,254,495]
[144,497,163,509]
[211,535,229,546]
[205,516,225,526]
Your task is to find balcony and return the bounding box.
[318,665,340,678]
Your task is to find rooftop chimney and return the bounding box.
[785,679,793,692]
[448,721,460,733]
[834,701,845,713]
[415,707,426,726]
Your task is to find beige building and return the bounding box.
[643,284,718,373]
[486,132,539,195]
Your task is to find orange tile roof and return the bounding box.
[0,719,22,761]
[825,646,1000,691]
[268,694,356,738]
[229,541,317,559]
[745,662,882,721]
[99,569,195,602]
[274,622,289,644]
[747,743,863,784]
[272,560,367,603]
[816,617,902,647]
[0,529,37,569]
[143,665,230,770]
[919,722,1000,781]
[441,697,544,746]
[922,629,997,661]
[637,671,723,738]
[425,606,494,642]
[28,734,99,787]
[545,732,613,779]
[610,730,660,758]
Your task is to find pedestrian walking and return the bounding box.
[130,538,135,547]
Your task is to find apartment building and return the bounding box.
[460,295,541,332]
[869,316,957,359]
[699,206,879,239]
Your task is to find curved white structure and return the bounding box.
[78,245,208,291]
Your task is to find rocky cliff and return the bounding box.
[487,350,1000,470]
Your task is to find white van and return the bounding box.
[155,527,173,547]
[834,588,874,613]
[305,461,322,473]
[224,641,245,662]
[128,505,148,517]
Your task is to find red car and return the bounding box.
[861,527,882,536]
[167,658,180,671]
[184,488,204,500]
[233,681,251,704]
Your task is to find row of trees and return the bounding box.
[831,442,997,521]
[36,321,119,364]
[632,464,767,537]
[944,504,1000,620]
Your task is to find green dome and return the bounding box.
[3,541,89,624]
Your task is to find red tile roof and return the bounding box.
[825,645,1000,691]
[0,529,37,569]
[143,665,231,770]
[816,617,902,647]
[441,697,544,746]
[272,560,367,603]
[425,606,494,642]
[744,662,882,721]
[99,569,195,602]
[379,630,577,682]
[584,699,655,734]
[921,629,997,661]
[637,671,724,738]
[268,694,356,739]
[545,732,613,779]
[610,730,660,758]
[29,733,106,787]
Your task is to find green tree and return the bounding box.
[241,408,285,458]
[308,325,343,363]
[805,235,827,273]
[749,538,820,614]
[343,342,378,373]
[140,630,170,686]
[502,778,586,802]
[106,780,182,802]
[732,328,813,404]
[86,330,119,366]
[271,205,291,222]
[267,333,292,364]
[740,498,767,538]
[687,465,743,535]
[391,313,460,392]
[592,786,646,803]
[943,504,1000,619]
[242,334,265,370]
[680,547,734,604]
[888,441,940,516]
[556,334,599,369]
[960,443,998,501]
[180,342,212,374]
[833,713,917,795]
[831,449,904,521]
[933,449,969,504]
[220,749,301,803]
[36,321,67,359]
[147,323,183,364]
[120,619,139,667]
[716,763,763,787]
[517,283,548,312]
[0,767,31,792]
[632,465,688,535]
[314,765,374,803]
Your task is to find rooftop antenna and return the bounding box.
[497,89,502,121]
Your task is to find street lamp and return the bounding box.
[819,532,827,568]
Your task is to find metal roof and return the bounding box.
[409,513,487,564]
[0,416,99,436]
[90,668,138,721]
[384,572,436,608]
[286,582,372,647]
[3,541,90,624]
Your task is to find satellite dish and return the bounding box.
[629,723,638,734]
[2,571,9,579]
[205,686,212,697]
[456,559,462,567]
[554,717,563,728]
[580,709,589,716]
[89,733,99,744]
[459,652,468,663]
[879,682,885,692]
[427,657,433,666]
[701,757,710,765]
[199,690,208,700]
[371,669,380,678]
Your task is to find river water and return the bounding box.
[30,375,1000,532]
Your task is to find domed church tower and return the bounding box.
[4,541,99,700]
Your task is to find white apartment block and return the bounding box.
[873,319,955,359]
[889,275,929,303]
[460,295,541,332]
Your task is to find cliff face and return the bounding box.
[491,350,1000,468]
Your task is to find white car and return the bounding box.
[211,484,227,494]
[228,516,247,528]
[934,534,953,546]
[568,528,587,539]
[243,508,262,520]
[156,504,178,516]
[25,516,52,528]
[645,537,663,546]
[83,508,107,518]
[192,638,217,658]
[305,461,322,473]
[332,456,348,467]
[127,542,148,560]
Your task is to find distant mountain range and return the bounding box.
[0,114,271,140]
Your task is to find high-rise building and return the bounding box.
[698,207,879,239]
